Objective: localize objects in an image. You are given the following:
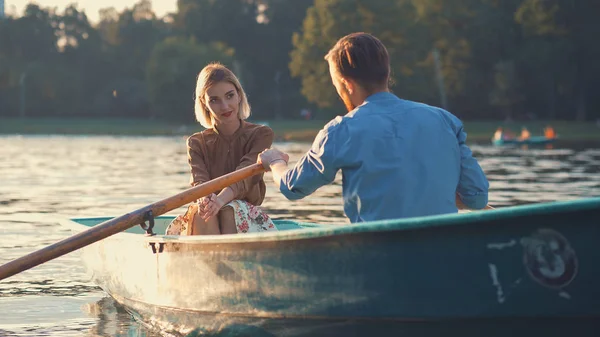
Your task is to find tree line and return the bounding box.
[1,0,598,122]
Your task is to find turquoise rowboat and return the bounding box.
[60,197,600,336]
[492,135,557,146]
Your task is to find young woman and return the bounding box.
[166,62,277,235]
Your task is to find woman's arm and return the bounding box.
[228,126,275,199]
[202,126,274,218]
[187,136,211,187]
[187,135,215,219]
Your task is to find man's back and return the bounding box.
[278,92,489,222]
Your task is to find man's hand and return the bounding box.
[258,148,289,171]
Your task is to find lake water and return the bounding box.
[0,135,599,336]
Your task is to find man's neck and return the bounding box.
[354,87,390,107]
[366,87,390,97]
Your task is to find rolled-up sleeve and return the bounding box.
[454,123,489,209]
[280,125,343,200]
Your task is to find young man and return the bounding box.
[258,32,489,223]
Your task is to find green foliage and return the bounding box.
[289,0,342,109]
[146,36,234,121]
[489,59,524,117]
[0,0,599,121]
[515,0,566,36]
[290,0,433,113]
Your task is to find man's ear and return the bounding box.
[341,77,355,94]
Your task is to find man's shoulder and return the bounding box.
[306,116,349,150]
[319,115,357,139]
[400,99,463,128]
[400,98,443,113]
[322,115,345,130]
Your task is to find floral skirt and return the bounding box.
[165,200,277,235]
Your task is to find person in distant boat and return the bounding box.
[519,127,531,141]
[544,126,556,139]
[257,32,489,223]
[493,127,504,141]
[165,63,277,236]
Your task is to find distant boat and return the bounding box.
[492,135,557,146]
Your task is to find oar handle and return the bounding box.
[0,163,265,281]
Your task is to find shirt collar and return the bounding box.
[213,119,245,139]
[363,91,395,104]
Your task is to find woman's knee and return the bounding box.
[191,211,220,235]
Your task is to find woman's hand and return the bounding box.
[197,193,215,219]
[197,193,225,220]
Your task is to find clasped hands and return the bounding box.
[196,193,224,221]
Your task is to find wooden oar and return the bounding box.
[0,163,265,281]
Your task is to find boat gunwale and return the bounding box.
[58,197,600,245]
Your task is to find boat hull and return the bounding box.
[492,136,556,146]
[115,295,600,337]
[61,198,600,335]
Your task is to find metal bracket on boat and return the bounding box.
[149,242,165,254]
[139,210,155,236]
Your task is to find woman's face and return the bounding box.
[205,81,240,126]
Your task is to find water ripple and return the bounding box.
[0,135,599,335]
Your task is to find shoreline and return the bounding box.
[1,117,599,143]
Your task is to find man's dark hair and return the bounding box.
[324,32,391,92]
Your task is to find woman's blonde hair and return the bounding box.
[194,62,251,128]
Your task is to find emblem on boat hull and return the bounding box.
[522,228,577,289]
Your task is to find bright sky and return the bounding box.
[6,0,178,23]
